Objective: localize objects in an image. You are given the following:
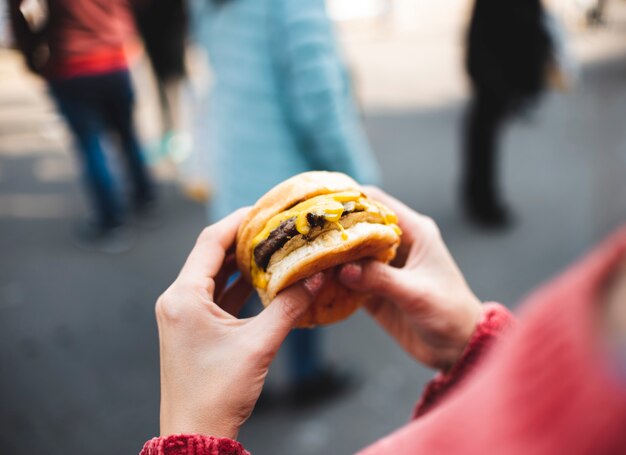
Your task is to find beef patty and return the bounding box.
[253,208,350,271]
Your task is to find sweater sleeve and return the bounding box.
[359,227,626,455]
[413,302,514,418]
[140,434,249,455]
[275,0,380,185]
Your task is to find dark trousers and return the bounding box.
[49,70,154,227]
[462,90,509,209]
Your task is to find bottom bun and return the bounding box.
[257,222,400,327]
[259,272,369,327]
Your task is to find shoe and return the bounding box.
[464,201,515,229]
[181,180,212,204]
[165,131,193,164]
[461,184,515,230]
[288,365,358,408]
[72,220,134,254]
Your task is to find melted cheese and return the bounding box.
[250,191,400,289]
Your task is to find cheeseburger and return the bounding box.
[236,171,401,327]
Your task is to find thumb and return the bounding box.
[253,273,324,347]
[339,260,411,303]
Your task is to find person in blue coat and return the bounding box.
[191,0,381,404]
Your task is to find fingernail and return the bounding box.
[304,272,324,295]
[340,263,362,284]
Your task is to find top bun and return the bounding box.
[236,171,361,282]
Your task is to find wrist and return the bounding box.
[161,424,239,441]
[160,406,240,440]
[436,296,484,370]
[414,302,514,417]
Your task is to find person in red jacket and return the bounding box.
[141,188,626,455]
[9,0,156,252]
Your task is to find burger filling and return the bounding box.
[254,208,351,271]
[250,191,400,288]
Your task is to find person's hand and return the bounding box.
[156,208,323,439]
[339,188,483,370]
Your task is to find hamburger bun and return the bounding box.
[236,171,401,327]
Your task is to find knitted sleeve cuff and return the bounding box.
[140,434,250,455]
[413,302,514,418]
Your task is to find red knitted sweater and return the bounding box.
[141,228,626,455]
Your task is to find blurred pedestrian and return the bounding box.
[462,0,552,227]
[192,0,381,405]
[133,0,190,162]
[9,0,156,252]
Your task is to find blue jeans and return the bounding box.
[49,70,154,228]
[286,327,321,382]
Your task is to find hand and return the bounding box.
[156,208,323,439]
[339,188,483,370]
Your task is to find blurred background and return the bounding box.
[1,0,626,453]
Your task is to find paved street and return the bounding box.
[1,3,626,454]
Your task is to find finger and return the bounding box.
[214,254,239,300]
[251,273,324,345]
[363,297,407,338]
[218,276,254,316]
[362,186,431,246]
[339,260,413,304]
[179,207,250,286]
[362,186,413,219]
[363,297,434,366]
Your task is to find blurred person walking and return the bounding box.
[134,0,212,204]
[9,0,156,252]
[462,0,552,228]
[133,0,190,162]
[191,0,381,405]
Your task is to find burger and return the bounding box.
[236,171,401,327]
